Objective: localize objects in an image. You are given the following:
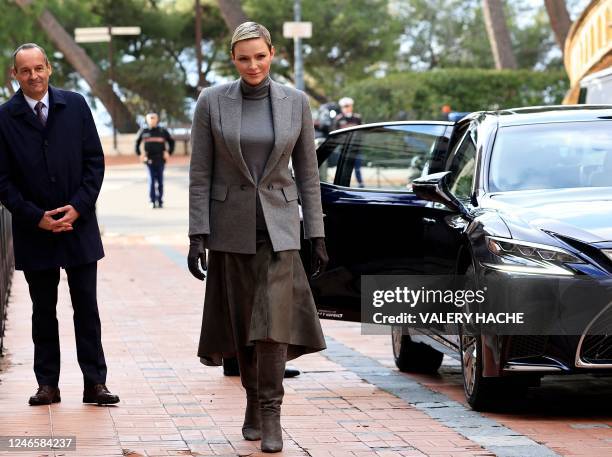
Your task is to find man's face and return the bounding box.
[12,48,52,101]
[341,103,353,116]
[146,114,159,128]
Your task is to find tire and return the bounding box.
[392,326,443,373]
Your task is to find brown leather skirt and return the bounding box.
[197,230,326,366]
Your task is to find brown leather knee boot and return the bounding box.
[256,341,287,453]
[236,345,260,440]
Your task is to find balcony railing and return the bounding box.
[0,205,14,353]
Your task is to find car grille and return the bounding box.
[579,306,612,364]
[580,335,612,363]
[509,336,548,359]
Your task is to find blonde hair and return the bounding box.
[231,22,272,54]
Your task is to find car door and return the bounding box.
[302,123,453,321]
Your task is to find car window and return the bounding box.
[447,129,477,200]
[335,124,447,190]
[317,132,350,184]
[489,120,612,191]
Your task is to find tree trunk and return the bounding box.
[482,0,517,69]
[217,0,249,32]
[544,0,572,51]
[5,68,15,96]
[13,0,138,132]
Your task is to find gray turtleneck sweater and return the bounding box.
[240,76,274,230]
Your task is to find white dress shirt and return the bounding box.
[24,91,49,121]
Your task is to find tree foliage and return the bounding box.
[343,69,569,122]
[1,0,579,123]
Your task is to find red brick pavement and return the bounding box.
[1,236,610,456]
[0,237,492,457]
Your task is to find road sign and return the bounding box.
[74,26,141,38]
[75,34,111,43]
[110,26,141,35]
[283,21,312,39]
[75,27,108,35]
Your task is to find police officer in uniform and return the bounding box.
[135,113,175,208]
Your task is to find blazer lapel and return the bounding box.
[260,81,292,182]
[220,81,255,184]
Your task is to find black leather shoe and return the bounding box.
[83,384,120,405]
[283,366,300,378]
[150,202,157,209]
[29,385,60,406]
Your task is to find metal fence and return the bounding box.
[0,205,14,353]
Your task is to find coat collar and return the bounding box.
[7,86,67,132]
[220,78,293,184]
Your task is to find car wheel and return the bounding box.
[460,332,498,410]
[461,262,508,410]
[392,326,443,373]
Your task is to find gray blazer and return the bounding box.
[189,79,325,254]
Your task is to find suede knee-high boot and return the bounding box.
[256,341,287,453]
[236,346,261,440]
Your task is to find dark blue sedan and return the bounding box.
[301,106,612,410]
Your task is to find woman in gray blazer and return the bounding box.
[187,22,329,453]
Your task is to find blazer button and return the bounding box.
[240,184,247,190]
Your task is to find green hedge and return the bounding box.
[341,69,569,122]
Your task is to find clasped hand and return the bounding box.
[38,205,80,233]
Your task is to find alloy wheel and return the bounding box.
[461,334,478,396]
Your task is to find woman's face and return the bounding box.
[232,38,274,86]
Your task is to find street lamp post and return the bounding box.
[74,26,141,152]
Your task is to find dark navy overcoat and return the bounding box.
[0,86,104,271]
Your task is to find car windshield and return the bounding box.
[488,120,612,192]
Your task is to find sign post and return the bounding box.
[75,26,141,152]
[283,1,311,92]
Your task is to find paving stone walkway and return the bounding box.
[0,162,610,457]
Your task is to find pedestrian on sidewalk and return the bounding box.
[0,43,119,406]
[135,112,175,208]
[187,22,329,453]
[332,97,364,187]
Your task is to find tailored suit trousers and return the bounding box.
[23,261,107,387]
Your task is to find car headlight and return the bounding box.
[483,236,584,276]
[604,249,612,262]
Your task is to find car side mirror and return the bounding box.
[412,171,471,218]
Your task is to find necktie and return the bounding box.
[34,101,47,127]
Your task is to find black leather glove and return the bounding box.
[310,237,329,278]
[188,234,208,281]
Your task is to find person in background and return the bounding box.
[333,97,364,187]
[135,113,175,208]
[331,97,362,131]
[0,43,119,406]
[440,104,452,121]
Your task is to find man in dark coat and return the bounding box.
[0,43,119,406]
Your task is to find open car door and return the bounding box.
[300,122,454,322]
